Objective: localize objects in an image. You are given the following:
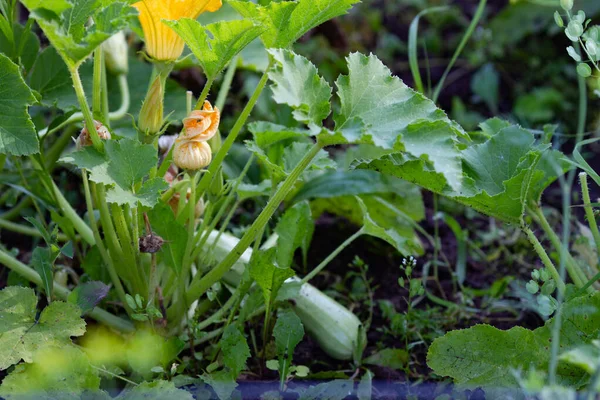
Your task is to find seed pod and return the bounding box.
[182,101,220,142]
[139,233,165,253]
[76,120,111,149]
[173,139,212,171]
[102,31,128,75]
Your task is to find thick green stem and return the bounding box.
[82,171,132,315]
[580,172,600,254]
[69,66,103,152]
[181,142,323,309]
[216,57,237,111]
[51,179,95,246]
[523,226,566,294]
[93,47,104,121]
[195,62,273,198]
[301,228,364,284]
[195,78,215,110]
[0,247,134,332]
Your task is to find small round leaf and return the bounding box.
[577,63,592,78]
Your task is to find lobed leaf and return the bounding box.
[427,292,600,391]
[0,54,38,156]
[229,0,358,49]
[62,138,167,208]
[268,49,332,127]
[0,345,100,398]
[165,18,265,81]
[0,286,86,370]
[21,0,137,67]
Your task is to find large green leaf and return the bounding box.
[268,49,332,127]
[0,53,38,156]
[359,123,566,223]
[291,170,424,221]
[0,345,100,399]
[61,138,167,207]
[357,197,423,256]
[21,0,136,67]
[229,0,358,48]
[0,286,86,370]
[328,53,465,191]
[165,18,265,81]
[427,292,600,391]
[0,22,41,75]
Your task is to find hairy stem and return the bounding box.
[195,61,274,198]
[69,66,102,152]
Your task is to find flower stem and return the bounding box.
[0,247,134,332]
[523,226,566,294]
[69,66,103,152]
[82,171,132,315]
[195,78,214,109]
[181,142,323,310]
[528,205,588,288]
[195,61,274,198]
[51,179,95,246]
[301,228,364,284]
[93,47,104,121]
[580,172,600,254]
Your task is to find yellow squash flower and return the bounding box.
[134,0,222,61]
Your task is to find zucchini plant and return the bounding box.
[0,0,599,398]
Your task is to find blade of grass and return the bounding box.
[432,0,487,103]
[408,7,448,94]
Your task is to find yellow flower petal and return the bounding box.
[134,0,223,61]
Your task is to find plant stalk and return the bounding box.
[523,226,566,294]
[176,142,323,317]
[580,172,600,254]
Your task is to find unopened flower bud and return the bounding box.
[76,120,111,150]
[138,76,164,135]
[173,139,212,171]
[102,31,129,75]
[182,101,220,142]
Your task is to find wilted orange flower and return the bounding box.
[182,101,221,142]
[173,139,212,170]
[134,0,223,61]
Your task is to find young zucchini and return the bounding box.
[206,231,365,361]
